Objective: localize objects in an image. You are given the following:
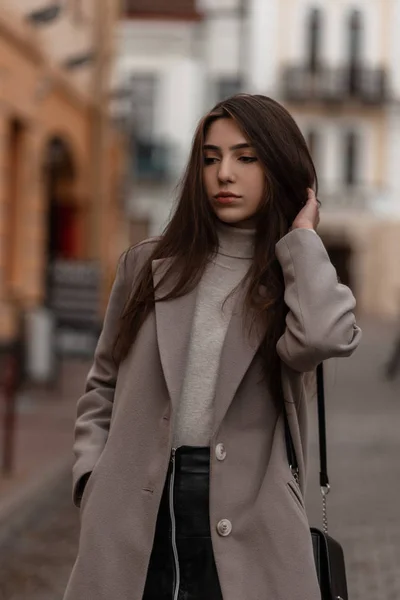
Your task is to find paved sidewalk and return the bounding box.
[1,320,400,600]
[0,476,79,600]
[0,359,90,545]
[306,319,400,600]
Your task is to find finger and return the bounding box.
[303,198,319,218]
[307,188,318,204]
[301,199,319,227]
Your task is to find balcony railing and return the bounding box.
[318,184,387,212]
[122,0,202,20]
[281,65,390,105]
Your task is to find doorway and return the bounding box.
[44,137,81,263]
[43,137,101,358]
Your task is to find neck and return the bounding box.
[217,222,255,260]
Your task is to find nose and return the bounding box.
[217,157,235,184]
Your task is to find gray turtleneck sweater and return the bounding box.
[172,223,255,448]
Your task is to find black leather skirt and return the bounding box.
[142,446,223,600]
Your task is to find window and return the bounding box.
[129,74,157,139]
[348,9,363,93]
[344,131,358,186]
[216,77,242,102]
[307,8,322,73]
[306,129,321,175]
[349,9,362,65]
[307,130,318,159]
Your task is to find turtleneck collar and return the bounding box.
[217,222,255,260]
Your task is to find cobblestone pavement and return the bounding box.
[0,477,79,600]
[0,319,399,599]
[306,319,400,600]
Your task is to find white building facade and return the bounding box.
[113,1,206,236]
[115,0,400,319]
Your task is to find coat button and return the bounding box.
[217,519,232,537]
[215,443,226,461]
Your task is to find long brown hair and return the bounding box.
[115,94,318,407]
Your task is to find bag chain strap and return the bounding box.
[321,484,330,534]
[285,363,330,533]
[316,363,330,534]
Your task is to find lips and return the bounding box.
[215,192,240,199]
[215,196,237,205]
[214,192,240,204]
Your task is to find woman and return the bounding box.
[64,94,361,600]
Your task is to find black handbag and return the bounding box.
[285,363,349,600]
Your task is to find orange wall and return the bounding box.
[0,11,119,341]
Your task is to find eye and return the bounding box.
[204,157,218,165]
[239,156,258,163]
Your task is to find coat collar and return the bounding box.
[152,258,265,435]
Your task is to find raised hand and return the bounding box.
[291,188,320,232]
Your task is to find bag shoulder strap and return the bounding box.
[316,363,329,488]
[284,363,329,490]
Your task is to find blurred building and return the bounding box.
[250,0,400,320]
[0,1,122,348]
[113,0,205,242]
[115,0,400,320]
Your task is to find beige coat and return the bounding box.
[63,228,361,600]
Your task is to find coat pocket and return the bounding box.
[79,474,91,511]
[78,450,106,512]
[287,479,305,511]
[79,470,97,515]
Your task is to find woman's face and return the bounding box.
[203,117,265,229]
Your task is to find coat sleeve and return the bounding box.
[275,228,362,373]
[72,253,130,506]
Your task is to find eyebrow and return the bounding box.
[203,143,253,151]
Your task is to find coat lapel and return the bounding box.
[212,286,266,436]
[153,258,265,430]
[152,258,198,409]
